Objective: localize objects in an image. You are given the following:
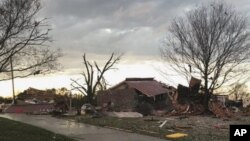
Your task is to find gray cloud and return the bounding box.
[2,0,250,97]
[38,0,250,69]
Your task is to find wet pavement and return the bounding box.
[0,114,168,141]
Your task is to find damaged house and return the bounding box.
[4,87,68,114]
[97,78,173,113]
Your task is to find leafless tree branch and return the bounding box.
[0,0,61,80]
[161,2,250,111]
[71,53,122,104]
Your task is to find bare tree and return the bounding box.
[0,0,61,80]
[161,2,250,111]
[71,53,121,105]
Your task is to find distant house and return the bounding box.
[97,78,173,112]
[212,94,244,108]
[4,87,69,114]
[17,87,56,104]
[213,95,229,107]
[4,103,55,114]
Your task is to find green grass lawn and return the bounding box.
[0,117,76,141]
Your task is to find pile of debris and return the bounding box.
[209,100,235,118]
[167,77,239,118]
[167,77,205,115]
[242,105,250,116]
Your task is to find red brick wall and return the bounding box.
[97,88,138,112]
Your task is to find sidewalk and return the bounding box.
[0,114,168,141]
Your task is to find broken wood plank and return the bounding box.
[159,120,167,128]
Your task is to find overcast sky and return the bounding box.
[39,0,250,67]
[1,0,250,97]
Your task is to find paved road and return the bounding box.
[0,114,168,141]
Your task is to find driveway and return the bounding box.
[0,114,168,141]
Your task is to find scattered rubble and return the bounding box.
[242,105,250,116]
[159,120,167,128]
[166,77,247,118]
[209,100,235,118]
[167,77,205,115]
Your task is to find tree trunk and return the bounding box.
[87,93,93,104]
[203,73,211,113]
[203,89,210,112]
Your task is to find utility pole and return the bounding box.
[69,91,72,113]
[10,56,15,105]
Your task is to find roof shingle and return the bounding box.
[111,78,169,97]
